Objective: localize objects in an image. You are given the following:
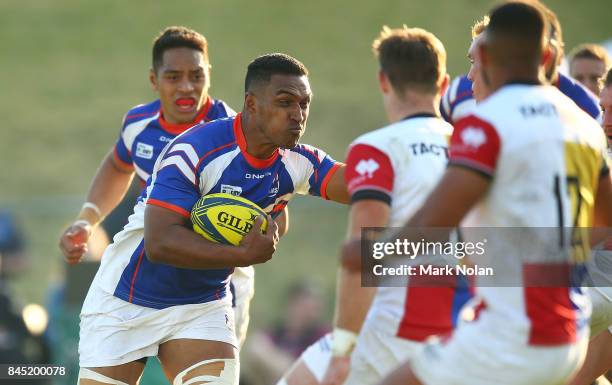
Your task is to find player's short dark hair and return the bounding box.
[372,26,446,95]
[152,26,208,73]
[485,2,547,69]
[569,44,611,68]
[245,53,309,92]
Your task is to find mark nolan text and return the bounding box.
[373,264,494,276]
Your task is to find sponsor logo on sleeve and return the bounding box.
[355,159,380,178]
[460,127,487,149]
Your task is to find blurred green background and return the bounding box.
[1,0,610,330]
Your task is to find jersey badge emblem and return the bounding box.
[460,127,487,148]
[221,184,242,196]
[135,142,154,159]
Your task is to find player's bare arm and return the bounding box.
[594,170,612,227]
[337,200,389,330]
[568,330,612,385]
[60,148,135,264]
[144,204,278,268]
[85,149,136,218]
[591,170,612,247]
[321,200,389,385]
[324,164,350,204]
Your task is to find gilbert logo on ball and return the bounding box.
[191,193,268,246]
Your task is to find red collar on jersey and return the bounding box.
[158,97,212,135]
[233,113,279,169]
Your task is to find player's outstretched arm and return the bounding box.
[322,200,389,385]
[568,330,612,385]
[325,165,350,204]
[144,204,278,269]
[59,149,134,264]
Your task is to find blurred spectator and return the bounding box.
[0,210,50,384]
[0,209,29,279]
[569,43,611,96]
[243,281,330,385]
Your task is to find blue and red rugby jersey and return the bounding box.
[114,97,235,184]
[441,73,602,124]
[98,113,340,309]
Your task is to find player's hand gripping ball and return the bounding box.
[191,193,269,246]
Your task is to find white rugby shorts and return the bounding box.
[411,313,588,385]
[79,284,237,368]
[344,324,424,385]
[301,334,332,382]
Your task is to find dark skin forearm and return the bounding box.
[326,165,350,204]
[144,204,277,269]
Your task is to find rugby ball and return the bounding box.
[191,193,268,246]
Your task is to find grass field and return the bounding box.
[1,0,611,328]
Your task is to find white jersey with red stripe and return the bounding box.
[344,113,471,343]
[450,82,609,345]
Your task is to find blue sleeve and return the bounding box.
[292,145,341,199]
[308,155,340,198]
[113,113,134,167]
[558,74,602,120]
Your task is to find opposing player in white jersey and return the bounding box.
[77,54,349,385]
[469,7,612,384]
[378,3,612,385]
[276,26,472,385]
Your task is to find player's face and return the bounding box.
[600,85,612,147]
[570,58,606,96]
[150,47,210,125]
[254,74,312,149]
[467,34,489,102]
